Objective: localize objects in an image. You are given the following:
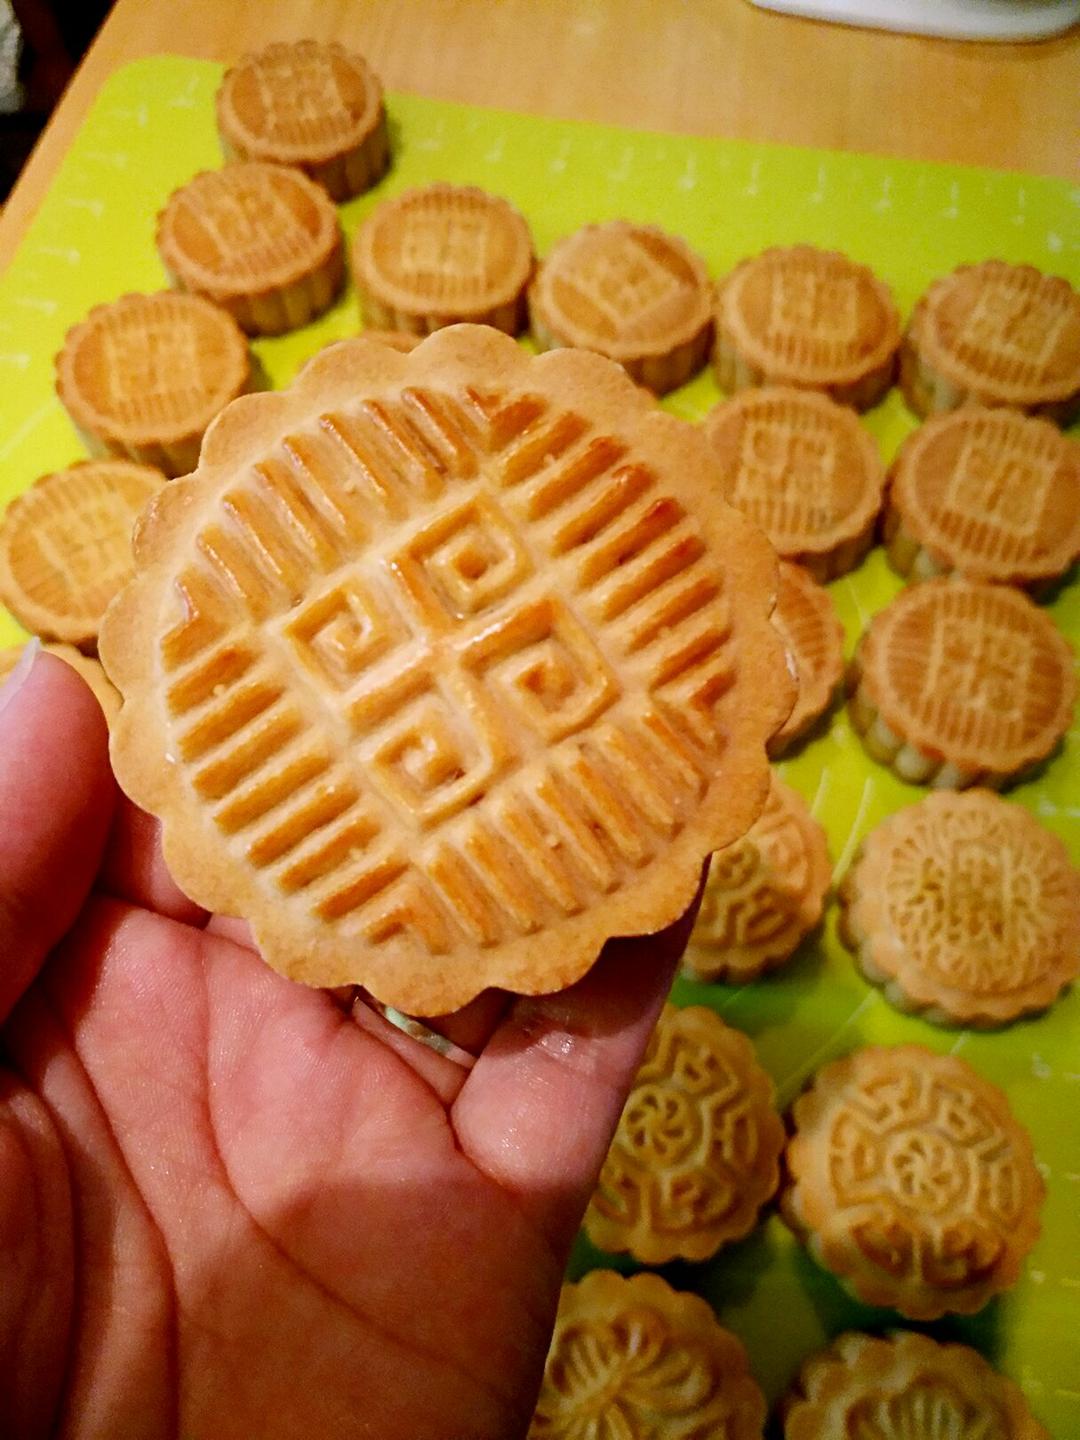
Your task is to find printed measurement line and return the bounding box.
[832,776,874,877]
[775,992,878,1104]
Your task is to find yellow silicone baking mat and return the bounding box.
[0,55,1077,1430]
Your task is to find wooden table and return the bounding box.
[1,0,1077,270]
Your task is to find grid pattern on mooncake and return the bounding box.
[849,577,1076,789]
[585,1004,784,1263]
[781,1044,1045,1319]
[156,162,343,335]
[885,408,1080,590]
[703,387,886,582]
[768,561,845,755]
[684,774,830,983]
[100,328,790,1015]
[352,184,534,336]
[714,245,900,410]
[901,261,1080,423]
[529,1270,766,1440]
[839,791,1080,1027]
[529,221,713,395]
[215,40,389,201]
[782,1331,1050,1440]
[0,641,120,723]
[0,459,164,648]
[55,292,251,478]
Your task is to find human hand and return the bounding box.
[0,651,695,1440]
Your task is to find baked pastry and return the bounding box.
[901,260,1080,424]
[359,329,423,353]
[848,577,1075,789]
[585,1004,784,1262]
[99,326,791,1015]
[768,561,845,754]
[782,1331,1049,1440]
[352,184,533,337]
[0,459,165,650]
[703,387,886,582]
[0,641,120,723]
[156,162,344,335]
[529,1270,766,1440]
[215,39,389,202]
[714,245,900,410]
[529,221,713,395]
[781,1043,1045,1318]
[684,774,830,983]
[884,407,1080,591]
[839,790,1080,1027]
[55,292,251,478]
[295,330,422,386]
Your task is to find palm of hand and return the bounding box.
[0,658,683,1440]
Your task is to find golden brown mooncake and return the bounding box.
[529,1270,766,1440]
[782,1331,1049,1440]
[884,406,1080,591]
[0,641,120,724]
[768,561,845,754]
[215,39,389,202]
[98,326,792,1015]
[783,1048,1042,1319]
[704,386,886,582]
[55,292,251,479]
[715,244,901,411]
[901,260,1080,424]
[156,162,344,336]
[293,330,423,388]
[684,774,831,983]
[585,1004,784,1262]
[352,184,534,337]
[529,221,713,395]
[839,790,1080,1027]
[358,329,424,353]
[0,459,165,650]
[781,1043,1045,1319]
[848,576,1076,789]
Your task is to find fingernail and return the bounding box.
[0,638,41,718]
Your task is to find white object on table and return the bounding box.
[749,0,1080,40]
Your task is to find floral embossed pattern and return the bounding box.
[684,775,831,983]
[529,1270,766,1440]
[781,1045,1045,1319]
[782,1330,1050,1440]
[99,327,789,1014]
[585,1005,784,1262]
[840,791,1080,1027]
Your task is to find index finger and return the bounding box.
[451,868,704,1257]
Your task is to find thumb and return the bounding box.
[0,645,116,1024]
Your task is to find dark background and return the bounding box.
[1,0,113,199]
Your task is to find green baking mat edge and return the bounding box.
[0,54,1077,1429]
